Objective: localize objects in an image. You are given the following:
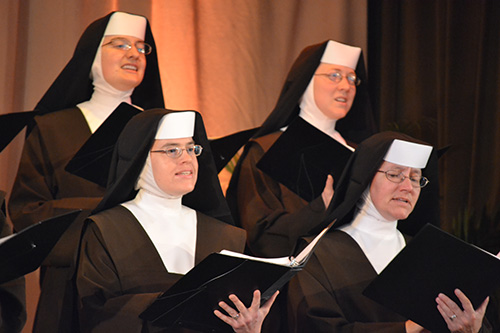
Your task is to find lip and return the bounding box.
[175,170,194,177]
[121,64,138,72]
[392,197,411,206]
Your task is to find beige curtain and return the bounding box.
[0,1,367,331]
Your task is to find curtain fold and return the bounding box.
[368,0,500,252]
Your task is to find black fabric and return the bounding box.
[93,109,233,224]
[34,11,164,117]
[312,131,439,235]
[0,111,37,152]
[257,117,352,202]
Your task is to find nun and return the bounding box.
[226,40,375,258]
[8,11,164,332]
[287,131,490,332]
[76,109,277,332]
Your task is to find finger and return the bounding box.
[260,290,279,314]
[218,300,239,318]
[437,292,462,314]
[476,296,490,317]
[214,309,234,326]
[228,294,247,315]
[249,290,261,311]
[455,289,474,313]
[436,304,457,328]
[436,294,458,320]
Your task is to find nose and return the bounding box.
[399,176,414,191]
[126,45,141,58]
[337,75,351,90]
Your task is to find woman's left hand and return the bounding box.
[214,289,279,333]
[436,288,489,333]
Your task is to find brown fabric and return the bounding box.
[8,108,104,332]
[77,205,246,333]
[231,132,328,258]
[9,108,104,231]
[287,231,408,332]
[0,195,26,333]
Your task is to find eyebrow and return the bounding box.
[159,140,195,148]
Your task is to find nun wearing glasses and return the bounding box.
[225,40,376,259]
[287,131,490,332]
[76,109,277,332]
[8,11,164,332]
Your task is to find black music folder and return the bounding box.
[65,102,141,187]
[257,117,353,202]
[363,224,500,332]
[140,221,334,332]
[0,210,85,284]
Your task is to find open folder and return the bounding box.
[0,210,85,284]
[363,224,500,332]
[140,220,335,332]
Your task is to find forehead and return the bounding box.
[380,161,422,174]
[102,35,144,43]
[316,63,355,73]
[152,137,194,148]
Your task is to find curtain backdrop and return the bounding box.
[0,1,367,331]
[368,0,500,251]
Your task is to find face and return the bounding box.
[150,137,199,197]
[101,35,147,91]
[313,63,357,120]
[369,161,422,221]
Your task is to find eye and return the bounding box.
[166,147,180,156]
[386,171,401,180]
[329,72,342,81]
[347,74,357,84]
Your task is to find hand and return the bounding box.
[436,289,489,333]
[321,175,334,209]
[214,290,279,333]
[405,320,430,332]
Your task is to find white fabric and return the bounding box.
[298,78,354,151]
[77,32,136,133]
[384,139,432,169]
[104,12,146,39]
[122,190,197,275]
[320,40,361,69]
[339,188,406,274]
[155,112,195,139]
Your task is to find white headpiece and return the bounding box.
[320,40,361,69]
[104,12,146,39]
[383,139,433,168]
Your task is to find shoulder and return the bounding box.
[34,107,83,126]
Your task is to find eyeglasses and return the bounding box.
[102,37,152,55]
[377,170,429,188]
[315,72,361,86]
[151,145,203,158]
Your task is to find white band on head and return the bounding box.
[156,112,196,139]
[320,40,361,70]
[104,12,146,40]
[383,139,433,169]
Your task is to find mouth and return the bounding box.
[122,64,138,71]
[176,170,193,176]
[334,97,347,103]
[393,197,411,206]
